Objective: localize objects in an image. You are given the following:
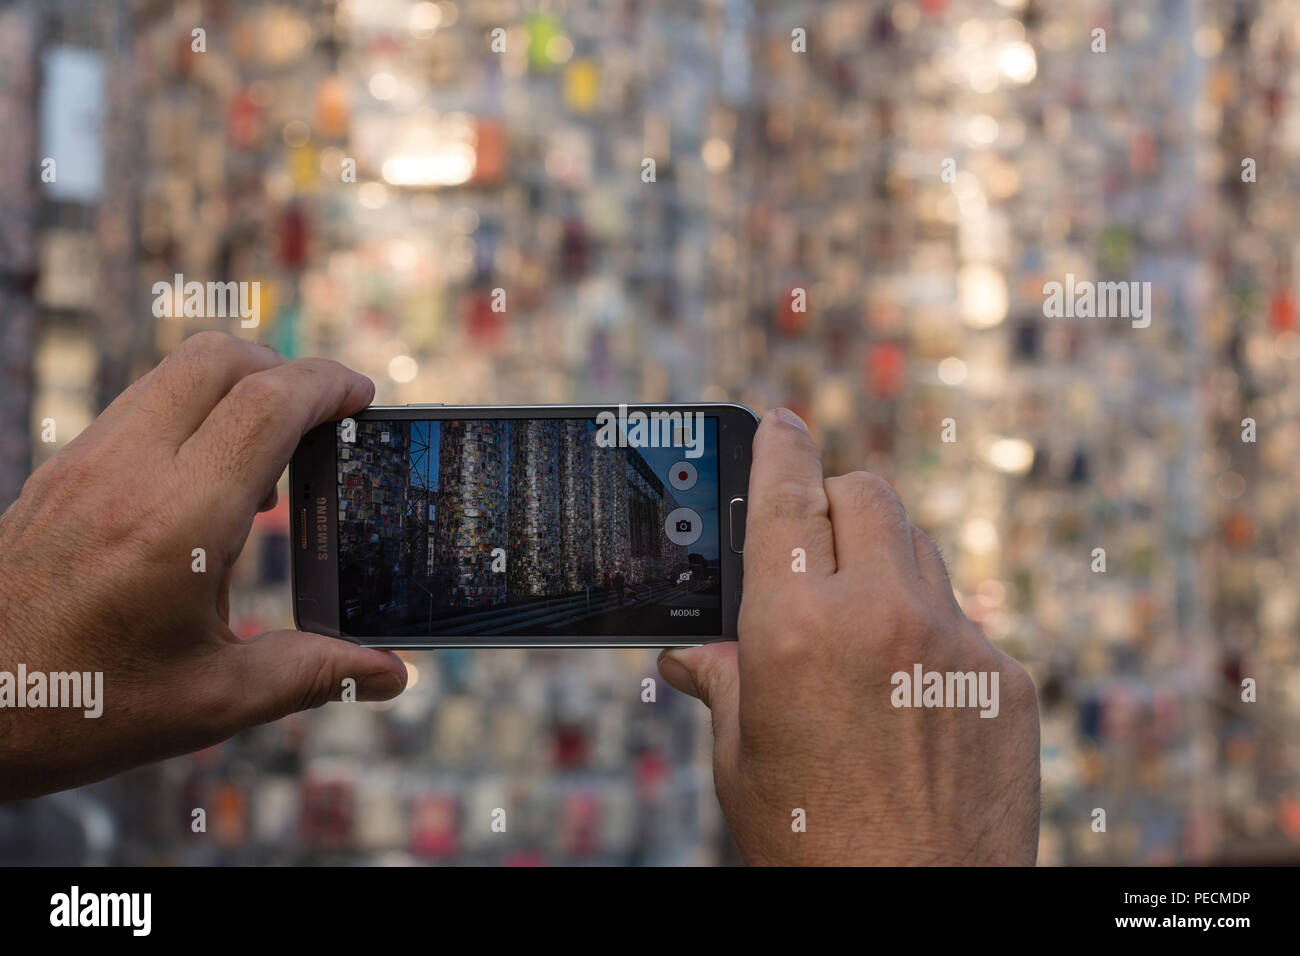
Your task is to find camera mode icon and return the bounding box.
[664,507,703,546]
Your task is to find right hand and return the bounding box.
[658,409,1041,865]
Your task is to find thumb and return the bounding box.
[658,643,740,746]
[210,630,408,732]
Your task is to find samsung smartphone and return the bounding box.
[290,403,757,648]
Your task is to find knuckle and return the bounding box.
[201,651,251,735]
[836,471,904,518]
[293,654,338,713]
[33,452,96,507]
[996,656,1038,710]
[294,357,359,396]
[758,628,811,669]
[92,482,153,541]
[742,591,825,661]
[291,357,348,382]
[19,455,59,500]
[888,590,940,649]
[782,594,825,638]
[758,478,827,521]
[177,329,241,365]
[229,373,289,413]
[151,333,247,412]
[289,358,324,379]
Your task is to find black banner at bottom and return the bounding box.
[0,864,1283,942]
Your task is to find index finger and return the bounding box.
[177,357,374,533]
[743,408,836,580]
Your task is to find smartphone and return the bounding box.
[290,403,757,647]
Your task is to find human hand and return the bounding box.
[658,409,1040,865]
[0,332,407,803]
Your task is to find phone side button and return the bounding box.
[729,496,746,553]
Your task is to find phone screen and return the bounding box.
[335,415,722,639]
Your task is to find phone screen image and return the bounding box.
[335,416,722,639]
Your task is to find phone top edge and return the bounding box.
[356,401,759,418]
[346,639,726,649]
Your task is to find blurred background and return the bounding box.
[0,0,1298,865]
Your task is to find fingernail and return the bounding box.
[657,650,699,699]
[772,407,809,433]
[358,671,403,701]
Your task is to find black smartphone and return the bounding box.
[290,403,757,647]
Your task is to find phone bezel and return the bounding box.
[290,403,756,648]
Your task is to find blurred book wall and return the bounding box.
[1204,0,1300,861]
[28,0,150,480]
[2,0,1299,866]
[0,2,38,507]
